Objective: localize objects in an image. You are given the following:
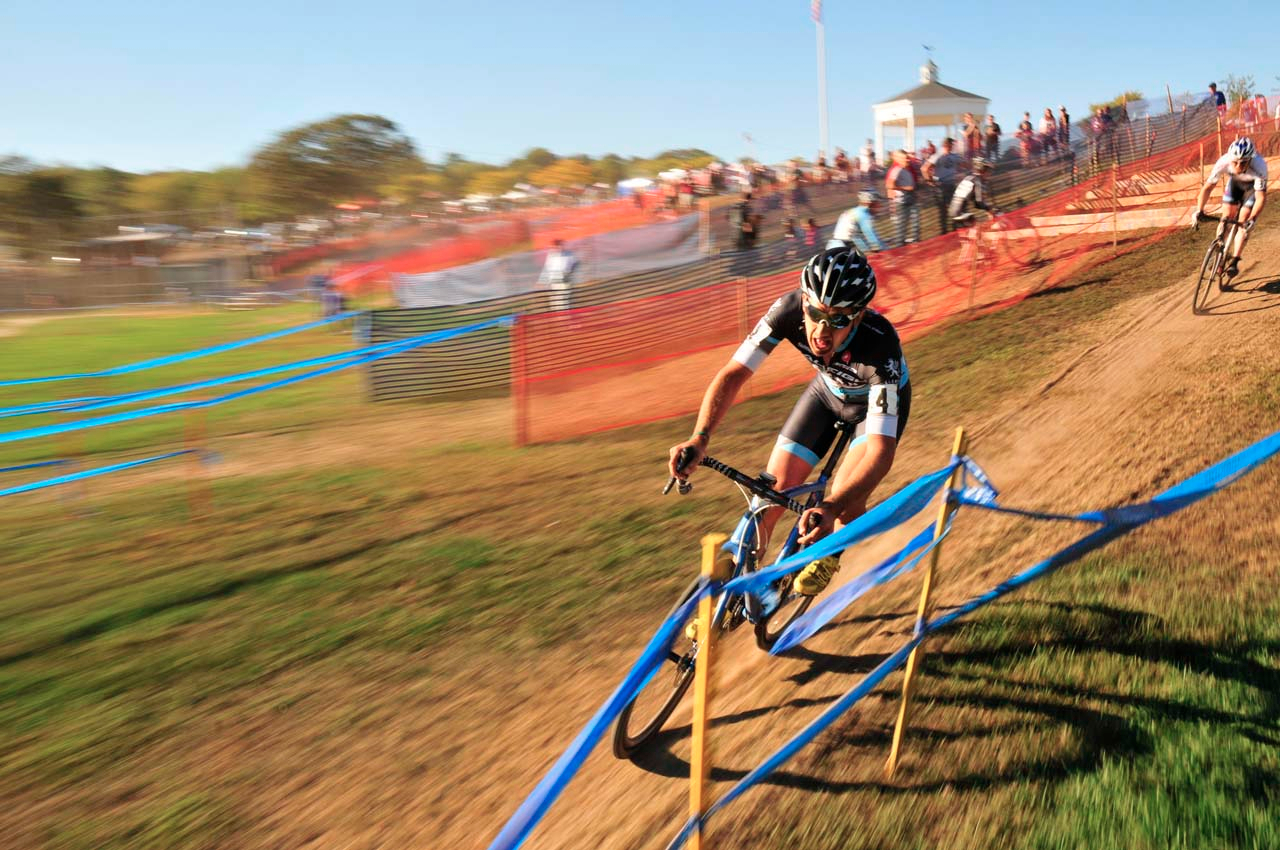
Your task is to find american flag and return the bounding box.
[811,0,822,23]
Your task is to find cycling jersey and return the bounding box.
[829,206,886,253]
[733,290,909,463]
[1206,152,1268,206]
[948,173,993,220]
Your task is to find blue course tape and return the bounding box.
[661,427,1280,849]
[720,462,959,598]
[0,459,71,475]
[0,450,195,498]
[769,519,946,656]
[487,584,709,850]
[492,426,1280,850]
[0,317,508,447]
[486,461,959,850]
[0,334,439,420]
[0,310,361,388]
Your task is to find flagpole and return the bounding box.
[816,9,830,160]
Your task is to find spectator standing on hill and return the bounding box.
[860,139,876,174]
[1208,82,1227,117]
[1040,108,1058,162]
[886,150,919,247]
[782,215,800,258]
[923,137,963,234]
[984,115,1002,161]
[1017,112,1035,166]
[539,239,580,312]
[919,139,937,160]
[962,112,982,160]
[1057,106,1071,149]
[804,218,820,249]
[732,190,757,247]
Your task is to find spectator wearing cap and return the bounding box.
[539,239,580,312]
[923,137,964,234]
[984,115,1002,161]
[1208,82,1227,116]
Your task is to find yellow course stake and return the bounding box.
[690,532,731,850]
[886,426,968,777]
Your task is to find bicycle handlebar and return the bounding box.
[664,450,808,515]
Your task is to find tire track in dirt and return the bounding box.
[467,233,1280,850]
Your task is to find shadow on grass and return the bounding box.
[626,597,1280,796]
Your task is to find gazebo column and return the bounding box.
[906,113,915,154]
[876,122,885,164]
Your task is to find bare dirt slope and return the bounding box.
[417,232,1280,850]
[153,233,1277,850]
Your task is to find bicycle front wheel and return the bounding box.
[612,576,725,759]
[753,577,814,652]
[1193,241,1222,313]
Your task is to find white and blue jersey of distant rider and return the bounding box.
[1206,152,1268,205]
[732,289,908,439]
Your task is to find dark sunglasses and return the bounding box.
[804,302,860,329]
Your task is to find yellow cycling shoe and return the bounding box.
[792,555,841,596]
[685,619,699,642]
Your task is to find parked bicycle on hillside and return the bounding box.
[612,427,853,758]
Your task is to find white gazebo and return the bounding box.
[872,60,990,161]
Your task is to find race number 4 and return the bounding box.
[870,384,898,417]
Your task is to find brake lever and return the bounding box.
[663,447,698,495]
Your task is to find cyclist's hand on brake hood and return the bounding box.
[798,502,838,547]
[667,436,708,481]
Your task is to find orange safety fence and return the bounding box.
[514,124,1278,445]
[331,218,532,293]
[529,198,669,249]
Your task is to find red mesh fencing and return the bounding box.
[515,124,1278,444]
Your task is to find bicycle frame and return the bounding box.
[702,426,854,627]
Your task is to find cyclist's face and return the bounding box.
[1230,158,1251,173]
[803,296,862,356]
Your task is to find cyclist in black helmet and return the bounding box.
[668,246,911,596]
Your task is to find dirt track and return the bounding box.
[430,231,1280,850]
[71,231,1277,850]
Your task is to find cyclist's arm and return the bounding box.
[1245,189,1266,221]
[668,360,751,480]
[827,434,896,513]
[1193,181,1214,216]
[853,207,886,251]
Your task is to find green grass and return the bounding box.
[0,226,1276,847]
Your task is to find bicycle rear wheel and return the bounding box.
[1193,241,1222,313]
[612,576,727,759]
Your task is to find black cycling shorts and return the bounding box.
[775,375,911,467]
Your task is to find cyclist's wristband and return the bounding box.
[694,429,711,440]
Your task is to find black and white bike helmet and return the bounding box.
[801,246,877,310]
[1229,137,1255,162]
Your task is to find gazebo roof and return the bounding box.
[880,79,986,104]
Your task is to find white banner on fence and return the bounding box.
[392,214,702,308]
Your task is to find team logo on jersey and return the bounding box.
[882,358,901,382]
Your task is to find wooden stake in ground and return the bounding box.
[689,532,731,850]
[885,426,967,777]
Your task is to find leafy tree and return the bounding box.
[591,153,628,186]
[467,168,521,196]
[70,167,135,219]
[248,114,422,213]
[530,159,593,188]
[6,170,84,255]
[1088,91,1145,114]
[1221,73,1256,106]
[127,172,204,215]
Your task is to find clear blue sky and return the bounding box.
[3,0,1277,172]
